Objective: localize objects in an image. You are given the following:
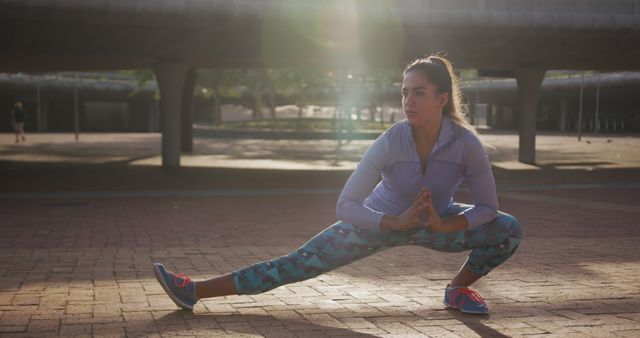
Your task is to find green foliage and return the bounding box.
[458,69,478,81]
[545,70,596,79]
[194,67,401,103]
[196,69,247,98]
[117,69,156,98]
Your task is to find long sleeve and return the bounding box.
[336,134,389,230]
[460,133,499,228]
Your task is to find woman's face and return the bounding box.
[402,71,448,127]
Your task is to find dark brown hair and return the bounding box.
[404,54,474,132]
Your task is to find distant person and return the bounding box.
[10,101,27,143]
[153,55,523,315]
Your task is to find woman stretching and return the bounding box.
[154,55,523,315]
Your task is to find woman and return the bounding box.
[154,55,523,315]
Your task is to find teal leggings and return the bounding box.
[232,203,523,295]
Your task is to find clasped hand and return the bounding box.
[382,188,447,232]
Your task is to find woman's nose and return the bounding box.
[404,95,414,106]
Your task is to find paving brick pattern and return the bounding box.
[1,188,639,337]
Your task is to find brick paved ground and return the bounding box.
[1,132,639,337]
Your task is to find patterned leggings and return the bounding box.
[232,203,523,295]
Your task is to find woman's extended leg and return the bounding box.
[194,273,236,298]
[230,221,389,295]
[154,221,392,309]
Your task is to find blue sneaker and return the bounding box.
[153,263,197,310]
[443,285,489,315]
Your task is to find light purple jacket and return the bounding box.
[336,117,498,230]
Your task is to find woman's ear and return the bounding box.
[438,92,449,109]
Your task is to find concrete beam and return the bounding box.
[154,61,190,168]
[515,68,546,164]
[477,69,515,78]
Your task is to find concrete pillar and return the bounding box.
[36,82,43,132]
[467,97,477,125]
[559,99,568,132]
[154,61,190,168]
[490,104,499,128]
[41,97,48,132]
[475,103,488,127]
[73,74,80,141]
[495,105,503,129]
[515,68,545,164]
[180,69,197,153]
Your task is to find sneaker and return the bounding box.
[153,263,197,310]
[443,285,489,314]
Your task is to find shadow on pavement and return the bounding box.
[152,312,378,337]
[153,310,513,337]
[445,310,510,338]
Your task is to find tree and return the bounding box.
[196,69,246,126]
[268,68,334,119]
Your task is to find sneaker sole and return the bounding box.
[153,263,194,311]
[443,301,488,315]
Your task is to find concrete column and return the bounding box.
[467,97,477,125]
[73,74,80,141]
[41,97,48,132]
[495,105,503,129]
[490,104,499,128]
[154,61,190,168]
[180,69,197,153]
[515,68,545,164]
[559,99,568,132]
[475,103,488,127]
[36,82,43,132]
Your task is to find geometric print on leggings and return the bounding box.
[233,222,382,295]
[463,212,523,276]
[232,203,523,295]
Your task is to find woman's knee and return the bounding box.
[495,212,523,240]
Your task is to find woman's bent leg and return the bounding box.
[406,208,523,277]
[232,221,388,295]
[463,211,523,276]
[401,207,522,314]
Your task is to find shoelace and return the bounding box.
[174,273,191,288]
[449,287,485,308]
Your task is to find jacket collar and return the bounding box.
[432,117,458,153]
